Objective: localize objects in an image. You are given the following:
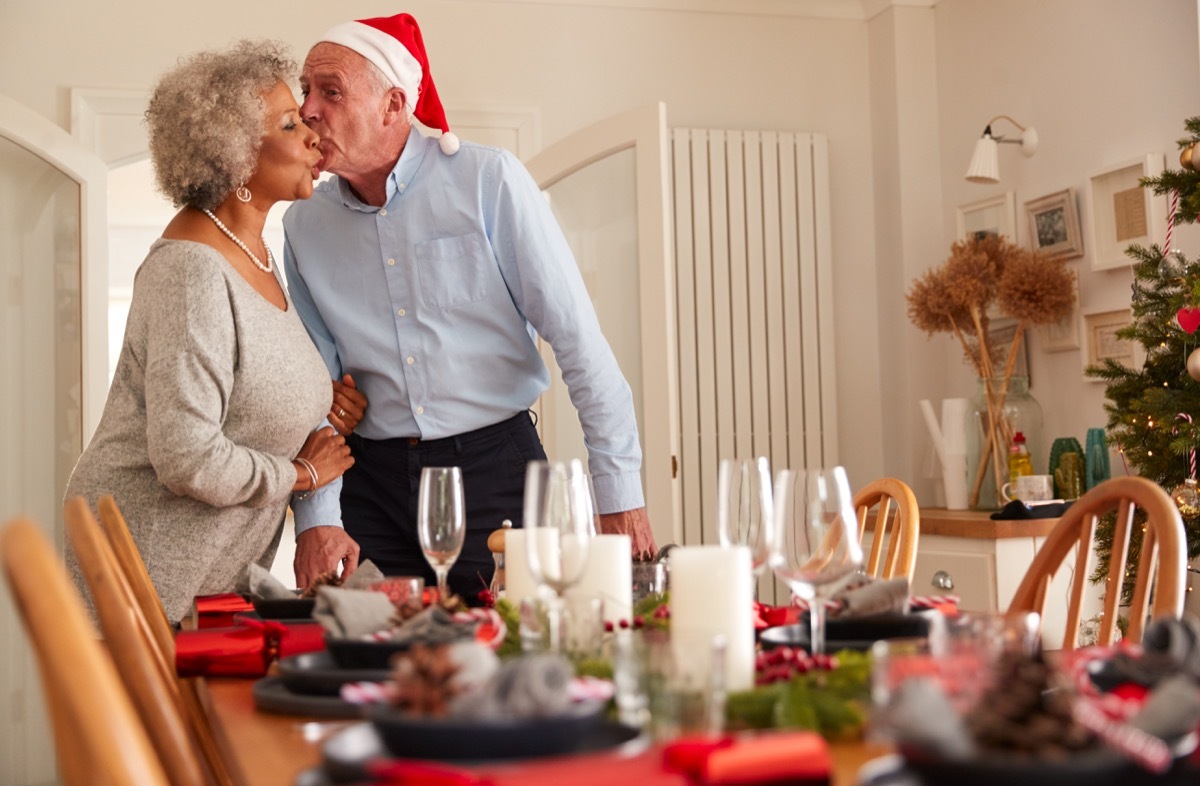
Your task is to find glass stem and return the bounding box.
[546,593,564,653]
[435,568,449,603]
[809,601,827,656]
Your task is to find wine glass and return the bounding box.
[716,457,774,578]
[770,466,863,655]
[417,466,466,603]
[524,459,592,650]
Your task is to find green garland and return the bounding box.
[492,595,871,739]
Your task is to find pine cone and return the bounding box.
[389,644,462,716]
[299,570,344,598]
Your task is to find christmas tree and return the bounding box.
[1086,117,1200,600]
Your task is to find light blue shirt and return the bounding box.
[283,134,643,533]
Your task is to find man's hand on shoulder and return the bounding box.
[294,525,360,589]
[597,507,657,559]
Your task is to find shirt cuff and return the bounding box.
[292,475,344,536]
[590,470,645,515]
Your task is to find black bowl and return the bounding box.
[760,612,932,652]
[277,651,391,696]
[324,636,413,670]
[368,701,606,761]
[903,748,1166,786]
[251,595,316,620]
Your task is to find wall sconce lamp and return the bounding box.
[965,115,1039,184]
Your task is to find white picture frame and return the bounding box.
[956,192,1017,242]
[1039,277,1080,352]
[1087,154,1167,271]
[1082,308,1139,377]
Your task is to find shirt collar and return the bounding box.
[334,132,433,212]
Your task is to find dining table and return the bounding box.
[195,675,895,786]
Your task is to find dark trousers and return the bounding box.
[341,411,545,604]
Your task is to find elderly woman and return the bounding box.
[65,40,361,622]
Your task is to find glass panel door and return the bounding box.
[525,103,679,546]
[0,134,83,785]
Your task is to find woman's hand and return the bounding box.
[329,374,367,434]
[293,426,353,492]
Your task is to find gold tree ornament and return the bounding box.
[907,235,1076,506]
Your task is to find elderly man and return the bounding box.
[284,11,655,600]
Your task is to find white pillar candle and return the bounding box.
[567,534,632,624]
[503,528,558,607]
[668,545,755,692]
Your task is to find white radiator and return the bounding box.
[671,129,837,603]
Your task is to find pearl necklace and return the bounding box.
[202,208,273,273]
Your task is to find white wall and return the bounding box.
[927,0,1200,486]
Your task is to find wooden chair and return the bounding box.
[0,517,168,786]
[94,495,236,786]
[65,497,212,786]
[853,477,920,579]
[1007,476,1186,650]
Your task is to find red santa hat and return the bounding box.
[317,12,459,155]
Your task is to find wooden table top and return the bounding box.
[198,677,892,786]
[863,507,1061,539]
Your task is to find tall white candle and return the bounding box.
[668,545,755,692]
[503,529,558,607]
[567,534,632,624]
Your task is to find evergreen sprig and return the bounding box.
[1141,117,1200,224]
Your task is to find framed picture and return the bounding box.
[956,192,1017,242]
[1087,154,1167,271]
[988,319,1030,382]
[1039,277,1080,352]
[1024,189,1083,260]
[1083,308,1138,375]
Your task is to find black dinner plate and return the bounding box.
[251,676,366,720]
[318,714,643,781]
[250,595,316,620]
[760,612,932,652]
[901,747,1200,786]
[368,700,608,762]
[324,636,414,670]
[277,651,391,697]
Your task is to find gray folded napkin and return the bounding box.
[388,606,476,647]
[830,576,910,619]
[340,560,386,590]
[1129,674,1200,740]
[313,586,397,638]
[453,653,574,720]
[236,563,297,600]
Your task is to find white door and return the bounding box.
[524,103,680,547]
[0,94,109,786]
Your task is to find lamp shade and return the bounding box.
[965,136,1000,184]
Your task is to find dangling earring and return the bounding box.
[236,184,252,203]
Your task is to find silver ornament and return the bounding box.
[1162,249,1187,279]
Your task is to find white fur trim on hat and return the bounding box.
[319,21,421,109]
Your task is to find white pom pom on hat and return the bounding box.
[319,12,459,155]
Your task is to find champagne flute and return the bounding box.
[716,457,774,577]
[524,459,592,650]
[417,466,466,603]
[770,466,863,655]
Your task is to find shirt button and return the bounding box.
[416,406,425,414]
[398,182,407,190]
[379,209,388,216]
[387,258,395,266]
[398,308,406,317]
[406,356,415,365]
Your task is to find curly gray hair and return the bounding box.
[146,40,297,210]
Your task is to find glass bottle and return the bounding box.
[965,376,1044,510]
[1008,432,1033,483]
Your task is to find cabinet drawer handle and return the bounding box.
[932,570,954,591]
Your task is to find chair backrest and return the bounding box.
[1007,476,1186,650]
[93,495,236,786]
[1,517,169,786]
[98,495,175,662]
[853,477,920,579]
[65,497,211,786]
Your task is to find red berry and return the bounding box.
[618,619,630,629]
[604,621,614,633]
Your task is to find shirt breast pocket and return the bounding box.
[415,233,491,309]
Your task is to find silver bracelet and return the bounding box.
[294,457,319,500]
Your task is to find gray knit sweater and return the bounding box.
[66,239,332,622]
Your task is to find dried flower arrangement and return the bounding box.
[907,235,1076,506]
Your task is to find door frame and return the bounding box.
[525,102,680,547]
